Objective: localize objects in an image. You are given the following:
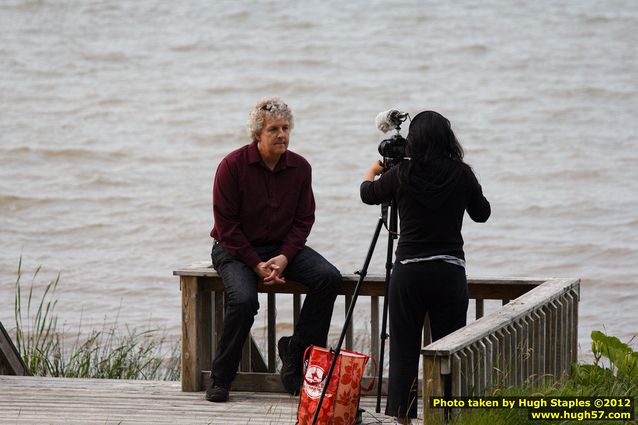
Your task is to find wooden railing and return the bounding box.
[422,277,580,422]
[174,262,579,401]
[0,321,29,376]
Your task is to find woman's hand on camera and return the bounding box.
[363,160,385,182]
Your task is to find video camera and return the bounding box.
[375,109,409,168]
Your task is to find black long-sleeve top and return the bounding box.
[360,159,490,261]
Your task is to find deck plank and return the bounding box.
[0,376,404,424]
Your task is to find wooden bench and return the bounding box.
[174,262,545,393]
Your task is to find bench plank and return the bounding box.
[175,265,544,300]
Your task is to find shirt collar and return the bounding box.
[247,141,298,171]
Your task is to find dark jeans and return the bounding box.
[210,242,342,385]
[385,261,468,419]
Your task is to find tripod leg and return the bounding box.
[376,200,397,413]
[376,262,391,412]
[310,216,384,425]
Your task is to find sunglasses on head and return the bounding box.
[260,102,288,111]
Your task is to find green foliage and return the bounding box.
[448,331,637,425]
[571,330,638,395]
[12,259,180,380]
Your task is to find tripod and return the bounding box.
[310,200,397,424]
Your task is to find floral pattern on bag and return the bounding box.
[297,346,372,425]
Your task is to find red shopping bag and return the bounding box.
[297,346,374,425]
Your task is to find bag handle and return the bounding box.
[301,345,314,385]
[361,355,377,392]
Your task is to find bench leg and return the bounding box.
[181,276,211,391]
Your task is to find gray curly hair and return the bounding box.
[248,97,294,141]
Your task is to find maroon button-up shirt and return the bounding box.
[210,141,315,268]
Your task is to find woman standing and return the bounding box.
[360,110,491,423]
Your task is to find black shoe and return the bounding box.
[278,336,302,395]
[205,379,229,402]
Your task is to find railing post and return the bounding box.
[523,315,534,383]
[548,301,558,380]
[267,293,276,372]
[423,355,446,423]
[568,289,579,366]
[370,296,380,361]
[240,337,251,371]
[475,299,484,319]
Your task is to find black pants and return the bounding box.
[385,261,468,419]
[210,242,342,386]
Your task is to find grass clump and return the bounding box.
[12,258,180,380]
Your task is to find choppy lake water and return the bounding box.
[1,0,637,360]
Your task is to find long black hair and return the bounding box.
[406,110,464,163]
[399,110,467,184]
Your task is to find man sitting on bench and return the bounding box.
[205,97,342,402]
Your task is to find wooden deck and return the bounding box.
[0,375,406,424]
